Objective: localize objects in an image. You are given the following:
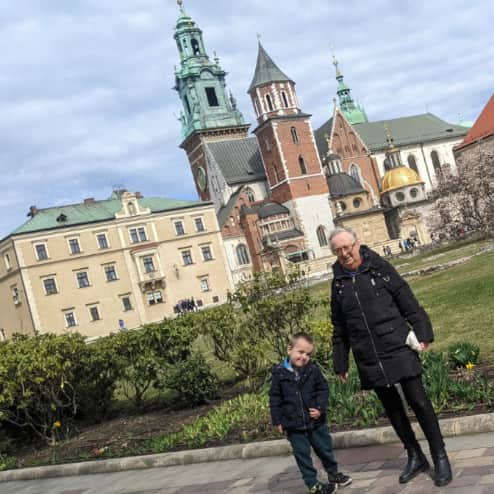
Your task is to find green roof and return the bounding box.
[11,196,204,236]
[352,113,469,152]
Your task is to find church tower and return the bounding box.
[248,42,335,258]
[173,0,249,200]
[333,54,368,125]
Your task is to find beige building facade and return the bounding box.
[0,191,233,340]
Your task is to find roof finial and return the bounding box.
[256,32,262,43]
[177,0,184,12]
[332,51,342,78]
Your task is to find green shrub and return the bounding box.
[447,341,481,368]
[164,353,219,406]
[0,334,117,442]
[309,319,333,371]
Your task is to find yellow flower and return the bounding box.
[466,362,475,370]
[53,421,62,428]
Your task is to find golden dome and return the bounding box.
[381,166,423,193]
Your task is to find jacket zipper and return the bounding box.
[352,275,391,387]
[296,378,309,430]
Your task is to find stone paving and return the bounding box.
[3,433,494,494]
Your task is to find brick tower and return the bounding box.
[248,42,335,258]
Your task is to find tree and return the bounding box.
[431,151,494,238]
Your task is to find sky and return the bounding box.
[1,0,492,239]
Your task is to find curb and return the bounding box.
[1,412,494,482]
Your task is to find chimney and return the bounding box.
[28,205,38,217]
[135,191,142,199]
[84,198,95,204]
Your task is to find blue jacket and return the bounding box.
[269,360,329,431]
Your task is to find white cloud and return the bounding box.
[0,0,492,238]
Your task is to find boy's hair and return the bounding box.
[289,332,314,348]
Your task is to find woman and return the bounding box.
[329,227,452,487]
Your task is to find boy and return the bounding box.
[269,332,352,494]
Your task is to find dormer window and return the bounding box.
[56,213,67,223]
[128,202,136,216]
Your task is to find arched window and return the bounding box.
[128,202,136,215]
[349,164,361,184]
[265,94,274,111]
[236,244,250,265]
[254,99,261,116]
[299,156,307,175]
[245,187,255,202]
[383,158,392,171]
[281,91,289,108]
[316,226,328,247]
[407,154,419,174]
[191,39,200,56]
[291,126,299,144]
[184,95,191,115]
[430,150,442,177]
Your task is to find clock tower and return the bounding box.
[173,0,249,200]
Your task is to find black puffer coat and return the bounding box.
[269,361,328,431]
[331,246,434,389]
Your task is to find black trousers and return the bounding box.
[287,424,338,489]
[374,375,445,455]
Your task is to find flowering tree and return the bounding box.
[431,151,494,238]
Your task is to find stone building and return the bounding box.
[171,2,470,282]
[0,190,233,339]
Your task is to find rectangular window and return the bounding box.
[64,311,77,328]
[174,221,185,236]
[194,217,205,232]
[212,295,219,303]
[201,245,213,261]
[43,278,58,295]
[147,290,163,305]
[68,238,81,254]
[181,250,193,265]
[200,278,210,292]
[104,265,118,281]
[35,244,48,260]
[76,271,90,288]
[129,227,147,243]
[89,306,100,321]
[122,296,133,311]
[142,256,155,273]
[205,87,219,107]
[4,253,11,270]
[96,233,109,249]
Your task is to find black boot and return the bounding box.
[399,446,430,484]
[432,449,452,487]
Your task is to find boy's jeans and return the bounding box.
[287,424,338,489]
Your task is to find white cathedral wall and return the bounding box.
[222,236,254,286]
[283,194,335,259]
[373,136,465,193]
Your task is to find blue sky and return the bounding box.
[1,0,492,239]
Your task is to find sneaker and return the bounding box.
[328,471,352,487]
[308,482,337,494]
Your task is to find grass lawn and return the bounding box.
[310,241,494,362]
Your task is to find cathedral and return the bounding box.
[172,2,469,284]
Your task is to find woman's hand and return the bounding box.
[338,372,348,383]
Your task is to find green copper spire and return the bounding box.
[332,54,368,125]
[173,1,245,140]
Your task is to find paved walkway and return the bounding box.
[3,433,494,493]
